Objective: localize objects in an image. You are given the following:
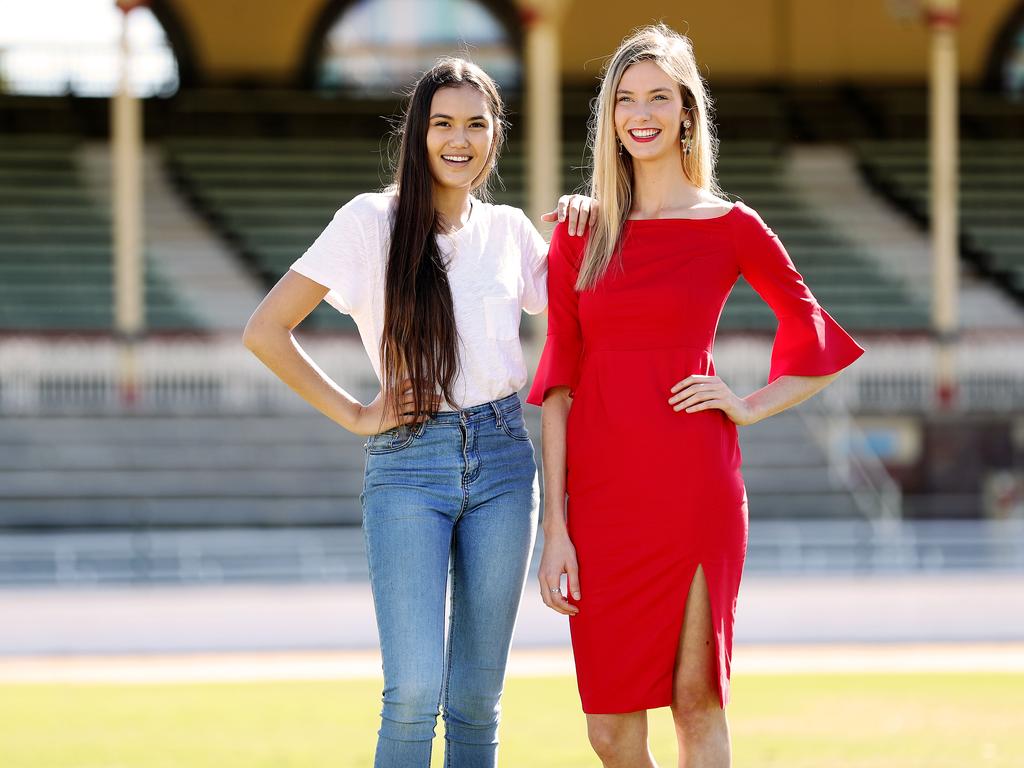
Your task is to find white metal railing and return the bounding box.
[807,388,903,522]
[2,519,1022,586]
[1,334,1024,415]
[0,335,379,414]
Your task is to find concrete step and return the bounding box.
[0,498,361,527]
[0,468,365,496]
[0,416,355,443]
[748,492,861,518]
[79,143,265,332]
[0,405,868,529]
[788,146,1024,330]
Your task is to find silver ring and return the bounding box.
[549,587,561,594]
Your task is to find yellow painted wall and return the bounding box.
[166,0,1021,85]
[560,0,1020,83]
[168,0,327,84]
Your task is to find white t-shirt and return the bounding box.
[289,191,549,410]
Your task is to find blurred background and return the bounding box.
[0,0,1023,765]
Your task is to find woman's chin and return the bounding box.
[626,144,679,164]
[433,172,479,192]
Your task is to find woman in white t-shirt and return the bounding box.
[243,58,590,768]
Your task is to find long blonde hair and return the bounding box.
[579,23,722,290]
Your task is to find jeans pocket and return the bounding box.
[365,425,418,454]
[498,407,531,442]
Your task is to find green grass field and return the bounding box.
[2,673,1021,767]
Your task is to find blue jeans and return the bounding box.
[361,393,539,768]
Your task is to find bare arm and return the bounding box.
[537,387,580,616]
[742,373,838,423]
[242,270,411,436]
[668,371,840,426]
[540,390,571,535]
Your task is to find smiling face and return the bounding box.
[613,59,687,162]
[425,84,495,193]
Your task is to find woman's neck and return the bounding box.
[630,150,700,217]
[433,185,473,233]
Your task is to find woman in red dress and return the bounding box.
[527,24,864,767]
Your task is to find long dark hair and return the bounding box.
[381,57,506,424]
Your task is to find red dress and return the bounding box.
[527,202,864,714]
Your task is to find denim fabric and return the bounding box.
[361,393,539,768]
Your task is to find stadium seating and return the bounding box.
[0,135,202,332]
[166,135,927,333]
[0,407,862,535]
[855,139,1024,300]
[856,87,1024,141]
[714,144,930,331]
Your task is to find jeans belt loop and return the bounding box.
[489,400,504,429]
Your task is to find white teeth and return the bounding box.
[443,155,471,162]
[630,128,660,138]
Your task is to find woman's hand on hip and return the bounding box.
[541,194,598,237]
[538,532,580,616]
[352,381,437,436]
[668,374,757,426]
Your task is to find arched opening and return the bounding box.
[302,0,521,94]
[0,0,185,97]
[984,1,1024,97]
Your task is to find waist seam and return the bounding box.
[584,343,712,354]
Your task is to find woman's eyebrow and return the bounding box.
[429,113,489,120]
[616,87,673,95]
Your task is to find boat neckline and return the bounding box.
[625,202,740,223]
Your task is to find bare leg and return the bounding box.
[670,565,731,768]
[585,710,659,768]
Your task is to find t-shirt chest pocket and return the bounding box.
[483,296,520,341]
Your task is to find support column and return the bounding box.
[517,0,569,226]
[113,0,146,404]
[925,0,959,408]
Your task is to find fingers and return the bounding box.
[577,198,592,233]
[680,398,724,414]
[671,387,724,411]
[670,374,716,394]
[669,385,718,408]
[666,375,732,413]
[567,197,581,237]
[669,376,720,399]
[556,196,569,225]
[539,571,579,616]
[567,194,594,237]
[393,385,441,424]
[398,390,417,412]
[535,197,570,224]
[676,395,725,413]
[546,195,595,237]
[567,564,581,601]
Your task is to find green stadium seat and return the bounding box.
[0,136,204,332]
[856,139,1024,303]
[166,136,927,333]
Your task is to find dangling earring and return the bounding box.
[617,137,624,155]
[681,119,693,156]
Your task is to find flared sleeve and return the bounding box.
[733,203,865,383]
[526,222,584,405]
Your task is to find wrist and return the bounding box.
[542,513,568,537]
[740,396,762,425]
